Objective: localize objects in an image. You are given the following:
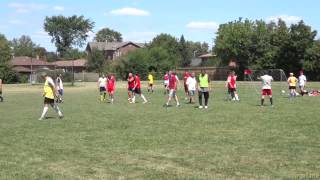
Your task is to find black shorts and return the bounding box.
[149,83,153,87]
[44,97,55,104]
[289,86,296,90]
[134,88,141,94]
[228,88,236,93]
[100,87,106,92]
[128,88,134,92]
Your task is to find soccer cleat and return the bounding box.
[205,106,208,109]
[199,106,203,109]
[59,115,64,119]
[143,101,148,104]
[38,117,44,121]
[176,104,180,107]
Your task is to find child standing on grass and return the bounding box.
[288,73,298,98]
[226,71,239,101]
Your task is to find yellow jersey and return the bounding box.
[44,77,55,99]
[288,77,298,87]
[148,74,154,84]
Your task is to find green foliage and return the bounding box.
[10,35,37,57]
[214,18,319,79]
[94,27,122,42]
[44,15,94,56]
[63,48,87,59]
[87,48,105,73]
[179,35,190,67]
[0,33,17,83]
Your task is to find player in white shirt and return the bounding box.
[259,74,274,106]
[298,71,307,96]
[56,74,64,103]
[97,74,107,102]
[186,72,197,103]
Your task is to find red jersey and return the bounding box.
[164,74,169,81]
[135,75,141,89]
[107,76,115,89]
[227,75,237,89]
[169,74,177,90]
[128,76,135,89]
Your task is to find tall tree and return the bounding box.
[179,35,190,66]
[0,34,16,82]
[44,15,94,56]
[11,35,37,57]
[94,28,122,42]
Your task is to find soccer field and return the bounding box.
[0,81,319,179]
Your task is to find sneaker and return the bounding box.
[205,106,208,109]
[143,101,148,104]
[176,104,180,107]
[38,117,44,121]
[59,115,64,119]
[199,106,203,109]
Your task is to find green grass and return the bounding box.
[0,81,320,179]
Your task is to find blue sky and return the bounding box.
[0,0,319,51]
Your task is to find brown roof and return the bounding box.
[87,41,144,51]
[54,59,87,67]
[11,56,54,66]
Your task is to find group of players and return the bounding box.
[0,69,310,120]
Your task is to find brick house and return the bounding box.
[53,59,87,73]
[86,41,145,60]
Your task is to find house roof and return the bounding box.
[87,41,144,51]
[11,56,54,66]
[12,66,33,72]
[54,59,87,67]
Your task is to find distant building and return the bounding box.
[86,41,145,61]
[53,59,87,73]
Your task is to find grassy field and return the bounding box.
[0,81,319,179]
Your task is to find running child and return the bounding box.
[225,71,239,101]
[165,71,180,107]
[55,74,64,103]
[97,74,107,102]
[132,73,148,104]
[107,74,116,104]
[127,73,135,103]
[147,73,154,93]
[163,72,169,95]
[183,72,190,100]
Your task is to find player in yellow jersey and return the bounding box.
[147,73,154,93]
[287,72,298,98]
[38,72,63,120]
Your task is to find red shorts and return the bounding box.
[108,88,115,94]
[262,89,272,96]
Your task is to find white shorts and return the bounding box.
[164,80,169,85]
[168,89,176,97]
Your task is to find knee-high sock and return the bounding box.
[270,98,273,105]
[40,106,49,118]
[141,94,147,102]
[235,93,239,100]
[51,104,63,116]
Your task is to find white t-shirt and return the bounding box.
[186,76,197,91]
[98,77,107,87]
[261,75,273,89]
[298,75,307,86]
[56,77,63,90]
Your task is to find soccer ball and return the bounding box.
[281,90,285,94]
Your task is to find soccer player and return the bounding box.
[288,72,298,98]
[183,72,190,100]
[259,73,274,106]
[186,72,197,103]
[98,74,107,102]
[147,73,154,93]
[132,73,148,104]
[107,74,116,104]
[127,73,135,103]
[163,72,169,95]
[198,70,210,109]
[165,70,180,107]
[0,78,3,102]
[298,71,307,96]
[225,71,239,101]
[38,72,63,120]
[55,74,64,103]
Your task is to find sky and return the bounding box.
[0,0,319,51]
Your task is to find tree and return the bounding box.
[44,15,94,56]
[94,28,122,42]
[179,35,190,67]
[0,34,17,83]
[63,48,87,59]
[10,35,37,57]
[87,49,105,72]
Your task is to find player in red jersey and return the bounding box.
[107,74,116,104]
[132,73,148,104]
[225,71,239,101]
[127,73,135,103]
[183,71,190,100]
[163,72,169,94]
[165,70,180,107]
